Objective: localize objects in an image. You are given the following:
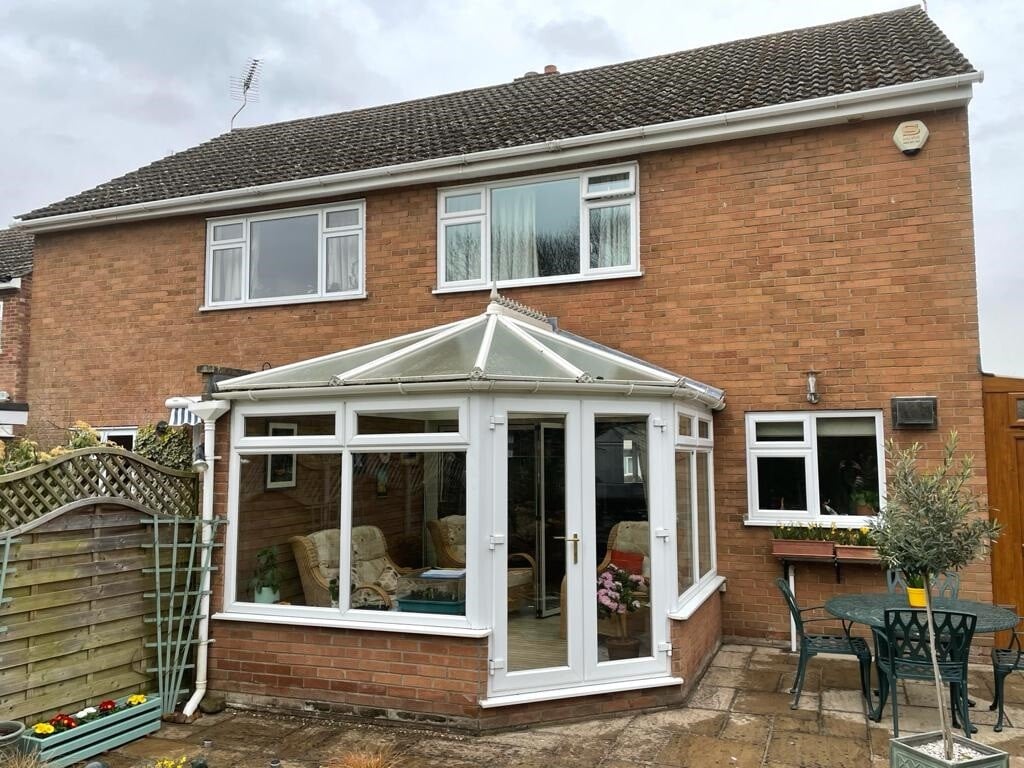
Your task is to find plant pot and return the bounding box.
[20,694,161,768]
[0,720,25,747]
[604,636,641,660]
[834,544,881,562]
[890,732,1008,767]
[254,586,280,604]
[770,539,835,561]
[907,587,927,607]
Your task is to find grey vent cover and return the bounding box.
[891,397,938,429]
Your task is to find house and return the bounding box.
[0,229,33,439]
[12,7,992,729]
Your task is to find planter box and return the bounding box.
[891,733,1008,768]
[397,598,466,615]
[834,545,881,563]
[770,539,835,561]
[20,694,161,768]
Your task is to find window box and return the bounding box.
[770,538,835,561]
[834,544,880,563]
[20,694,161,768]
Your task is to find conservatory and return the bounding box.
[212,294,725,703]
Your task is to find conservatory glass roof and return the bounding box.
[217,294,725,409]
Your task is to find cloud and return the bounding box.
[530,17,626,63]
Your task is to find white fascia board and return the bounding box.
[14,74,980,234]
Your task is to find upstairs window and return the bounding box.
[437,164,639,290]
[206,202,365,308]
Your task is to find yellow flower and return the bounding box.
[154,758,189,768]
[126,694,148,706]
[33,722,55,735]
[859,527,870,535]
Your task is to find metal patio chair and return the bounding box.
[775,577,873,709]
[989,610,1023,732]
[885,569,960,598]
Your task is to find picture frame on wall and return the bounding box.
[266,422,298,489]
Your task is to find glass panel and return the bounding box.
[587,172,631,195]
[355,409,459,435]
[211,247,243,302]
[249,214,318,299]
[234,453,341,605]
[326,209,359,228]
[677,413,693,439]
[351,451,467,615]
[816,418,879,515]
[698,420,710,439]
[523,328,664,382]
[491,178,580,280]
[243,414,336,437]
[696,452,712,578]
[675,451,694,595]
[1017,398,1024,421]
[595,416,652,662]
[485,323,574,379]
[755,421,803,441]
[213,222,243,241]
[444,222,482,282]
[756,456,807,511]
[353,321,486,381]
[444,193,482,214]
[506,418,566,671]
[589,204,631,269]
[325,235,360,293]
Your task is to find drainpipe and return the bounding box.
[182,399,230,719]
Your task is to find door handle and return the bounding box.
[555,533,580,564]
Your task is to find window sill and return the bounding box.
[668,575,726,620]
[433,269,642,294]
[743,517,875,529]
[480,675,682,708]
[212,610,491,638]
[200,292,367,311]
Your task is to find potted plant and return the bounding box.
[770,523,837,561]
[870,432,1005,767]
[249,547,281,604]
[850,488,880,516]
[597,564,647,660]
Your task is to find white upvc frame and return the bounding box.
[744,409,886,526]
[97,426,138,450]
[435,163,640,292]
[204,200,366,310]
[671,404,717,614]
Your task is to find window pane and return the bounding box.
[326,234,360,293]
[589,204,631,269]
[492,178,580,280]
[698,420,710,439]
[352,451,466,615]
[211,247,243,302]
[755,421,803,441]
[326,209,359,228]
[355,409,459,435]
[444,222,482,282]
[1017,398,1024,421]
[816,418,879,516]
[756,456,807,511]
[675,451,694,595]
[250,214,318,299]
[696,452,712,578]
[587,172,631,195]
[234,453,342,605]
[444,193,482,214]
[244,415,336,437]
[213,222,243,241]
[677,414,693,438]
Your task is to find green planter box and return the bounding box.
[891,732,1009,768]
[397,598,466,615]
[20,694,161,768]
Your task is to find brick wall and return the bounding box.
[0,274,31,401]
[26,107,983,715]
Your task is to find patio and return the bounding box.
[92,642,1024,767]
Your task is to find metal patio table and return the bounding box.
[825,593,1017,730]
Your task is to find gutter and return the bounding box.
[15,73,981,234]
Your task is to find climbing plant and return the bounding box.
[134,423,193,471]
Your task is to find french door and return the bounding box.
[489,398,671,695]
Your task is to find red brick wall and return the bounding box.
[0,274,31,402]
[26,107,983,715]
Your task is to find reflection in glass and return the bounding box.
[675,451,694,594]
[756,456,807,511]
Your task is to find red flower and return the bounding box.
[48,713,78,732]
[97,700,117,714]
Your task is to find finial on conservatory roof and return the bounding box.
[485,289,551,329]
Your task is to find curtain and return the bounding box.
[590,204,631,269]
[492,187,538,280]
[326,235,360,292]
[211,247,243,302]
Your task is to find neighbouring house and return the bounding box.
[0,228,33,439]
[11,7,994,729]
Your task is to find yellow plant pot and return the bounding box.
[906,587,927,607]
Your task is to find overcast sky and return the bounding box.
[1,0,1020,376]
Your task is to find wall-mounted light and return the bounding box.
[806,370,821,404]
[192,445,209,473]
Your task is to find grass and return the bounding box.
[323,745,404,768]
[2,751,54,768]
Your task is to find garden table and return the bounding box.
[825,593,1017,730]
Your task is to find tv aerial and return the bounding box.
[230,58,262,129]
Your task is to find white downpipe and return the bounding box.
[182,399,231,718]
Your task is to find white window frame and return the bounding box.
[204,201,366,310]
[744,410,886,526]
[671,404,717,613]
[435,163,640,292]
[98,426,138,450]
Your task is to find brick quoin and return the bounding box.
[25,108,985,724]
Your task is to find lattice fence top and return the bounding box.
[0,447,199,532]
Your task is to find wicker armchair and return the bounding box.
[289,529,340,607]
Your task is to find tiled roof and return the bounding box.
[20,6,974,221]
[0,229,33,278]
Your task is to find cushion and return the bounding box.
[609,548,644,574]
[308,528,341,580]
[439,515,467,563]
[614,521,650,555]
[508,567,533,589]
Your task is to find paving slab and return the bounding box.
[655,732,765,768]
[765,732,870,768]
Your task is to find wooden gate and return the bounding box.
[0,448,199,724]
[983,375,1024,615]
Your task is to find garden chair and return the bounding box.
[885,568,960,598]
[774,577,873,710]
[871,608,976,737]
[989,610,1023,732]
